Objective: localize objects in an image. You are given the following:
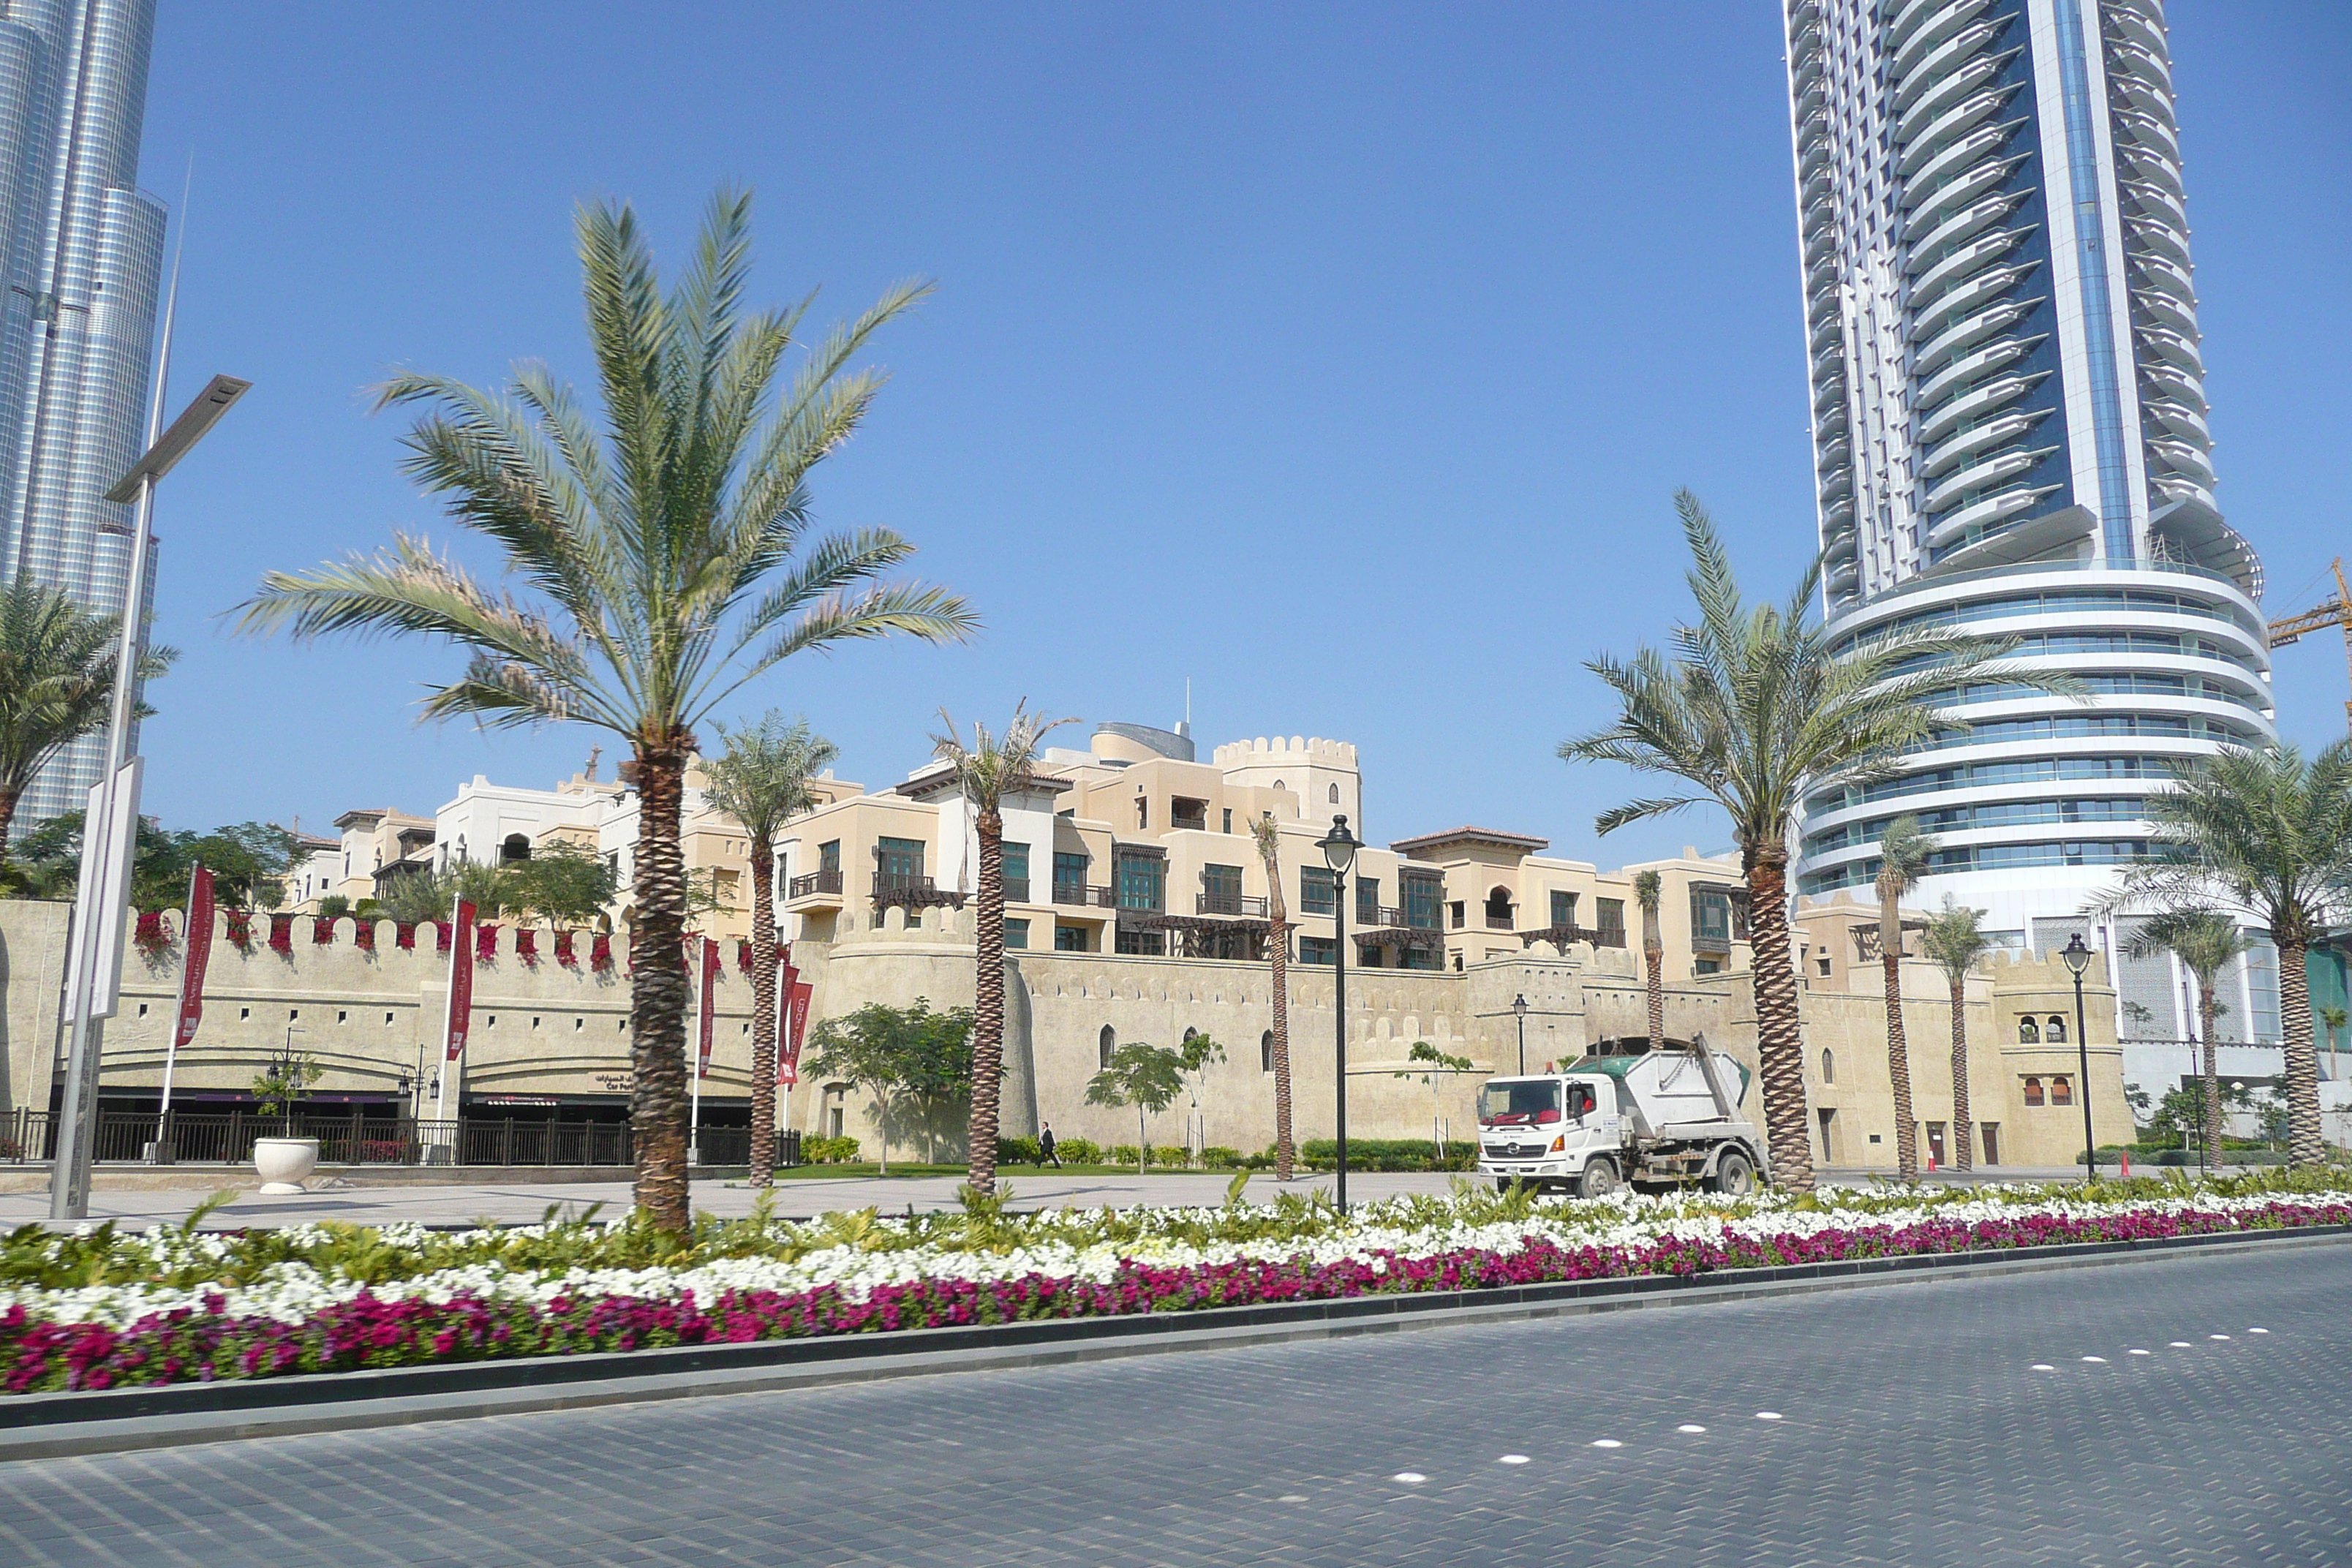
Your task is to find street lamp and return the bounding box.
[48,367,249,1224]
[2061,933,2096,1183]
[1512,993,1529,1076]
[1316,814,1360,1210]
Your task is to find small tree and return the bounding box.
[1172,1030,1228,1162]
[252,1052,321,1121]
[501,840,620,926]
[374,861,507,926]
[0,574,174,861]
[2124,908,2250,1175]
[804,999,973,1175]
[1918,896,1993,1172]
[1249,812,1295,1180]
[1085,1041,1186,1173]
[1392,1039,1476,1157]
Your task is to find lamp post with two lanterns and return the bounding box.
[2060,932,2096,1181]
[1315,815,1360,1211]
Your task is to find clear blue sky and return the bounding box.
[135,3,2351,865]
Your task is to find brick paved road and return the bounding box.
[9,1240,2351,1567]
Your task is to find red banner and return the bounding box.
[696,935,720,1079]
[444,899,478,1061]
[783,981,813,1087]
[774,952,799,1085]
[173,866,215,1050]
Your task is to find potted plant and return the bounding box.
[251,1045,323,1193]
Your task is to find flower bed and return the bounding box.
[7,1173,2350,1396]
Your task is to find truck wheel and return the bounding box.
[1710,1150,1756,1196]
[1577,1158,1620,1199]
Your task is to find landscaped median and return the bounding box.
[8,1172,2352,1397]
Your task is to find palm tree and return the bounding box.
[1872,815,1935,1180]
[1919,896,1994,1172]
[2323,1005,2349,1085]
[233,192,977,1229]
[1632,869,1665,1053]
[1561,490,2068,1191]
[1250,810,1295,1180]
[2124,908,2250,1174]
[930,701,1072,1194]
[0,574,173,860]
[2100,743,2352,1169]
[703,711,838,1188]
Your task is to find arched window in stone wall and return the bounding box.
[1328,783,1340,804]
[1820,1049,1835,1085]
[2024,1075,2045,1106]
[1099,1025,1116,1068]
[501,833,532,864]
[2046,1014,2068,1043]
[2019,1017,2040,1044]
[1261,1030,1274,1073]
[2051,1075,2074,1106]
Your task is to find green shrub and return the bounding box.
[1055,1137,1101,1166]
[1299,1138,1478,1172]
[1109,1144,1142,1167]
[1201,1146,1243,1169]
[1148,1145,1191,1169]
[996,1137,1041,1166]
[802,1134,861,1164]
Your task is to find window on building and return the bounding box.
[1054,924,1088,951]
[1261,1030,1275,1073]
[2051,1075,2073,1106]
[1595,898,1626,937]
[1485,887,1513,930]
[1115,927,1166,956]
[1550,890,1577,927]
[1360,944,1383,968]
[1403,875,1442,931]
[1115,853,1164,912]
[1136,796,1149,829]
[2024,1076,2045,1106]
[501,833,532,864]
[1002,843,1030,897]
[820,840,841,875]
[1099,1025,1117,1068]
[1300,867,1337,915]
[1054,850,1089,902]
[1693,889,1734,946]
[1003,919,1029,950]
[1223,808,1233,834]
[877,836,924,883]
[1202,863,1243,913]
[1450,900,1466,930]
[1821,1049,1835,1084]
[1328,783,1341,804]
[1357,877,1380,924]
[1171,797,1208,832]
[1298,935,1338,966]
[1817,954,1833,976]
[2019,1017,2040,1042]
[1401,947,1439,970]
[1695,957,1722,976]
[2046,1014,2068,1042]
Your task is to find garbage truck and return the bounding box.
[1475,1036,1768,1197]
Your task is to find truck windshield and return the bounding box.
[1479,1080,1562,1126]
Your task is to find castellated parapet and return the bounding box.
[1211,736,1360,769]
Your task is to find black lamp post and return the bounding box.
[1316,814,1360,1211]
[2061,933,2095,1181]
[1513,993,1529,1075]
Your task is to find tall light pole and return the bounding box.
[1317,815,1360,1211]
[1512,993,1529,1075]
[46,372,249,1224]
[2062,933,2095,1183]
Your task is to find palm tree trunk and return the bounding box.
[1643,911,1665,1051]
[0,785,18,863]
[1266,889,1294,1183]
[2199,987,2220,1174]
[628,739,693,1230]
[1881,916,1918,1180]
[2279,935,2323,1166]
[1948,977,1972,1172]
[966,810,1007,1194]
[1745,842,1814,1191]
[747,838,778,1188]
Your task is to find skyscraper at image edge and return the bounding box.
[1782,0,2279,1029]
[0,0,167,823]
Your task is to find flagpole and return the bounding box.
[156,863,199,1121]
[688,935,704,1168]
[434,893,459,1125]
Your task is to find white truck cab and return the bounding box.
[1477,1039,1767,1197]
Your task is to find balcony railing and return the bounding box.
[1054,881,1115,908]
[1196,891,1270,918]
[787,868,843,900]
[1003,876,1030,903]
[1357,904,1444,932]
[1486,911,1515,930]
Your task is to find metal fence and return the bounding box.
[0,1107,799,1169]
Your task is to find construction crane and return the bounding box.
[2267,558,2352,733]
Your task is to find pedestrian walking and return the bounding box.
[1039,1123,1062,1169]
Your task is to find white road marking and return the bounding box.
[1279,1495,1308,1504]
[1392,1473,1426,1485]
[2209,1334,2231,1341]
[2128,1349,2151,1356]
[1755,1411,1784,1421]
[2030,1363,2056,1371]
[2081,1356,2107,1363]
[1677,1424,1708,1433]
[1498,1455,1530,1466]
[1591,1439,1623,1450]
[2169,1341,2194,1348]
[2250,1327,2271,1335]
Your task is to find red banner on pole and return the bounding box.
[774,953,799,1085]
[444,900,478,1062]
[173,866,215,1050]
[696,935,720,1079]
[783,981,813,1087]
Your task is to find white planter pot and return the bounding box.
[253,1137,320,1194]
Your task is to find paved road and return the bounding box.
[0,1164,2093,1229]
[8,1238,2351,1566]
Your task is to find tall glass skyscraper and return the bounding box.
[0,0,166,823]
[1782,0,2274,1014]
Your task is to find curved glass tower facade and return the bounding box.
[0,0,165,823]
[1783,0,2272,952]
